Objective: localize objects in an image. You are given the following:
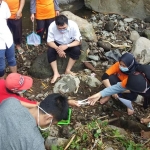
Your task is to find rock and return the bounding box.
[81,40,89,51]
[61,11,97,42]
[144,16,150,23]
[105,147,114,150]
[85,76,101,87]
[88,55,100,61]
[124,18,134,23]
[143,29,150,40]
[97,41,111,51]
[59,0,84,13]
[104,21,115,32]
[45,136,68,150]
[129,30,140,42]
[84,0,148,20]
[132,37,150,64]
[29,45,87,79]
[53,74,80,93]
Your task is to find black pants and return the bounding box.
[36,18,55,41]
[109,74,138,101]
[47,41,81,63]
[7,18,22,45]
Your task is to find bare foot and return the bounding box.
[100,96,110,104]
[51,74,60,84]
[141,130,150,139]
[141,118,150,124]
[127,108,134,115]
[65,71,77,76]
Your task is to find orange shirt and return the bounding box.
[5,0,20,19]
[106,62,128,88]
[36,0,55,20]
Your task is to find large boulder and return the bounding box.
[28,41,89,79]
[84,0,150,20]
[61,11,97,42]
[59,0,84,12]
[132,37,150,64]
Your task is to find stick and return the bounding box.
[64,134,76,150]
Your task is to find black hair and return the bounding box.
[55,15,68,26]
[39,93,69,122]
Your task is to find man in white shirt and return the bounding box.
[47,15,81,83]
[0,0,17,78]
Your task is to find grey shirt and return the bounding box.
[30,0,59,14]
[0,98,45,150]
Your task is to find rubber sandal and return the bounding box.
[16,47,24,54]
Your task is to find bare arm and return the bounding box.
[16,0,25,19]
[102,79,111,87]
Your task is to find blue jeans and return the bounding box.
[0,44,16,77]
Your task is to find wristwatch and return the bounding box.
[67,44,70,48]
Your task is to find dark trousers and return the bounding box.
[47,42,81,63]
[109,74,138,101]
[7,18,22,45]
[36,18,55,41]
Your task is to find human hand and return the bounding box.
[59,45,68,51]
[68,100,80,107]
[58,51,66,58]
[88,92,101,105]
[55,10,59,16]
[30,14,35,22]
[15,10,22,20]
[112,94,118,99]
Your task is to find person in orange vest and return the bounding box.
[5,0,25,54]
[30,0,59,42]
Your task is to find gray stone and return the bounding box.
[45,136,68,150]
[97,41,111,51]
[129,30,140,42]
[132,37,150,64]
[124,18,134,23]
[104,21,115,32]
[143,29,150,40]
[53,75,80,93]
[84,0,150,20]
[85,76,101,87]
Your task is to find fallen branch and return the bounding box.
[103,40,131,49]
[64,134,76,150]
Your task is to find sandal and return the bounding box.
[16,47,24,54]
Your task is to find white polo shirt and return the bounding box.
[47,20,81,45]
[0,1,13,49]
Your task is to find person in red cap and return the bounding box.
[0,72,80,108]
[0,73,38,108]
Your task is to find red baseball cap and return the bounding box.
[5,73,33,91]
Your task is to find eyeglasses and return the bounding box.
[37,106,53,131]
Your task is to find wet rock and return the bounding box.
[104,21,115,32]
[129,30,140,42]
[97,41,111,51]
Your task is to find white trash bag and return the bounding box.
[27,21,41,46]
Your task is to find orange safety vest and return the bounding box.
[4,0,20,19]
[36,0,56,20]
